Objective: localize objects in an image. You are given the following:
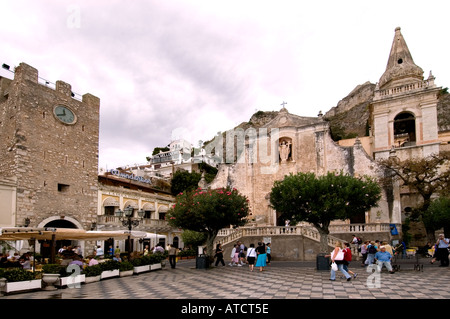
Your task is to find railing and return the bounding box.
[215,223,399,257]
[374,79,434,100]
[97,215,171,230]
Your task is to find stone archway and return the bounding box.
[37,216,84,260]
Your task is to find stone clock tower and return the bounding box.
[0,62,100,231]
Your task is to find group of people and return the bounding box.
[0,252,33,269]
[214,241,272,272]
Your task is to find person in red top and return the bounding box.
[343,242,357,279]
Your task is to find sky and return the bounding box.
[1,0,449,170]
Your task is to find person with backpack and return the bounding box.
[365,241,378,265]
[343,242,357,279]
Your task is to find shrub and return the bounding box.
[118,261,134,272]
[83,264,102,277]
[2,268,37,282]
[42,264,66,275]
[99,259,120,271]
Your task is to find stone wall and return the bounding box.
[0,63,100,229]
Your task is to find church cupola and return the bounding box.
[378,27,424,89]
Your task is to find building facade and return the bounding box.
[208,27,446,244]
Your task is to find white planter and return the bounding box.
[4,279,42,293]
[42,274,60,291]
[85,275,101,284]
[150,263,162,271]
[119,270,133,277]
[100,269,119,280]
[57,274,86,287]
[133,265,150,274]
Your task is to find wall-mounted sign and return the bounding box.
[109,169,152,184]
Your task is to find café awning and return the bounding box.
[0,227,147,241]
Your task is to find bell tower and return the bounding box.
[371,27,441,160]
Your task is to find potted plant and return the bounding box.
[99,259,120,279]
[1,268,41,294]
[42,264,65,290]
[84,264,102,283]
[131,256,150,274]
[57,264,86,288]
[119,261,134,277]
[149,253,164,270]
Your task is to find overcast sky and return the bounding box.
[1,1,449,170]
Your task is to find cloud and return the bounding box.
[1,0,450,170]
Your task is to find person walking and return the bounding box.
[246,244,257,272]
[365,241,377,266]
[229,244,240,266]
[168,244,178,269]
[266,243,272,265]
[327,241,352,281]
[214,244,225,267]
[343,242,357,278]
[360,241,368,266]
[255,242,267,272]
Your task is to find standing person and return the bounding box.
[365,241,377,266]
[238,241,246,265]
[96,245,104,259]
[108,245,114,257]
[343,242,357,278]
[246,244,257,272]
[381,241,394,256]
[214,244,225,267]
[114,245,121,256]
[229,244,239,266]
[168,244,178,269]
[255,242,267,272]
[327,241,352,281]
[434,234,449,267]
[360,241,368,266]
[266,243,272,265]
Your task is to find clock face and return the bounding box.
[54,106,76,124]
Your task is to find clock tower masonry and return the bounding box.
[0,62,100,231]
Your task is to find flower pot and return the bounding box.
[85,275,101,284]
[100,269,119,280]
[4,279,42,293]
[133,265,150,274]
[57,274,86,287]
[150,263,162,271]
[42,274,60,291]
[119,270,133,277]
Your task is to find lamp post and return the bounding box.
[115,206,145,258]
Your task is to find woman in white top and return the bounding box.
[326,241,352,281]
[246,244,258,272]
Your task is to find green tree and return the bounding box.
[167,187,250,262]
[170,170,202,195]
[378,151,450,241]
[422,197,450,238]
[270,171,381,252]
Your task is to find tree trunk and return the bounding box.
[205,231,218,265]
[316,226,330,253]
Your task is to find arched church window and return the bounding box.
[393,112,416,147]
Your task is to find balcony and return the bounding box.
[97,215,173,233]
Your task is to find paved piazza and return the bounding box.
[2,259,449,300]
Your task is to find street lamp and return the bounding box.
[115,206,145,257]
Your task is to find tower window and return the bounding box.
[394,112,416,147]
[58,183,70,193]
[397,58,403,64]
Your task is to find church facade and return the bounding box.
[208,27,446,239]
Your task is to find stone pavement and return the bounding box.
[2,258,449,300]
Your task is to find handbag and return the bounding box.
[334,248,344,261]
[331,262,338,271]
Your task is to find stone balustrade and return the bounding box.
[374,79,434,100]
[97,215,172,232]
